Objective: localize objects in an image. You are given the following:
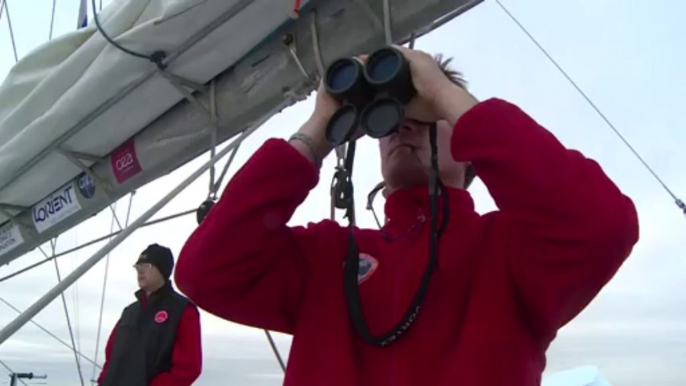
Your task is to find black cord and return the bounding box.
[90,0,167,69]
[342,123,447,347]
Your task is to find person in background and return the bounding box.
[174,46,639,385]
[97,244,202,386]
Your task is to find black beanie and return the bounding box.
[136,244,174,281]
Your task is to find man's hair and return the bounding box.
[434,54,468,90]
[433,54,476,189]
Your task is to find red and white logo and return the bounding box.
[154,310,168,324]
[357,253,379,284]
[110,140,142,184]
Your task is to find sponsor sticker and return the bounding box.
[32,182,81,233]
[76,172,96,199]
[111,140,142,184]
[0,222,24,257]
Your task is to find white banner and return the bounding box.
[0,222,24,257]
[32,183,81,233]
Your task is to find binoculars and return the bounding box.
[324,46,416,146]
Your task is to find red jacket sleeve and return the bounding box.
[451,98,639,337]
[174,139,325,334]
[150,305,203,386]
[97,323,117,385]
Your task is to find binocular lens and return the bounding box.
[326,104,359,146]
[361,98,403,139]
[325,58,375,109]
[326,59,359,94]
[324,46,417,145]
[365,49,401,85]
[363,47,416,105]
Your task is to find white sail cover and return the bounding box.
[0,0,308,211]
[0,0,482,265]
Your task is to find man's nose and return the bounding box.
[398,122,424,138]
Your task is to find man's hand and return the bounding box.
[293,56,369,166]
[392,45,478,126]
[291,80,338,167]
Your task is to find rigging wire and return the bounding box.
[212,140,243,197]
[49,0,57,40]
[42,242,85,386]
[494,0,685,215]
[90,0,166,68]
[91,194,134,381]
[71,236,82,363]
[0,297,101,369]
[0,208,195,284]
[264,330,286,372]
[3,0,18,62]
[0,359,28,386]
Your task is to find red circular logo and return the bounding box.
[154,310,168,323]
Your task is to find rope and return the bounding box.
[408,32,416,49]
[309,9,325,78]
[90,0,166,68]
[108,204,124,231]
[208,81,218,200]
[382,0,392,45]
[0,297,100,369]
[3,0,18,62]
[494,0,684,215]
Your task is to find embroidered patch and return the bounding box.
[154,310,168,324]
[357,253,379,284]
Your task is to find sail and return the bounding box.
[0,0,482,266]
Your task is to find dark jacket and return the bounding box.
[98,283,202,386]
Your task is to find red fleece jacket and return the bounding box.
[175,98,639,386]
[97,295,202,386]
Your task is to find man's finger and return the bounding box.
[392,44,411,53]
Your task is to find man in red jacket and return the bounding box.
[97,244,202,386]
[175,46,639,385]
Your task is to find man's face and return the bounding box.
[379,118,464,191]
[379,118,430,190]
[134,261,163,290]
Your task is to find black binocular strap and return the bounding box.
[342,124,450,347]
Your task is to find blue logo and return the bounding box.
[77,172,96,199]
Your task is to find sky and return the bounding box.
[0,0,685,385]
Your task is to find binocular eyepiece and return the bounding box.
[324,47,416,146]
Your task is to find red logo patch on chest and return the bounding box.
[357,253,379,284]
[154,310,168,324]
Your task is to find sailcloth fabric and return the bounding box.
[0,0,309,211]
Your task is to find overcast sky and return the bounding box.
[1,0,685,385]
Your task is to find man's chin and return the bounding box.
[386,169,427,191]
